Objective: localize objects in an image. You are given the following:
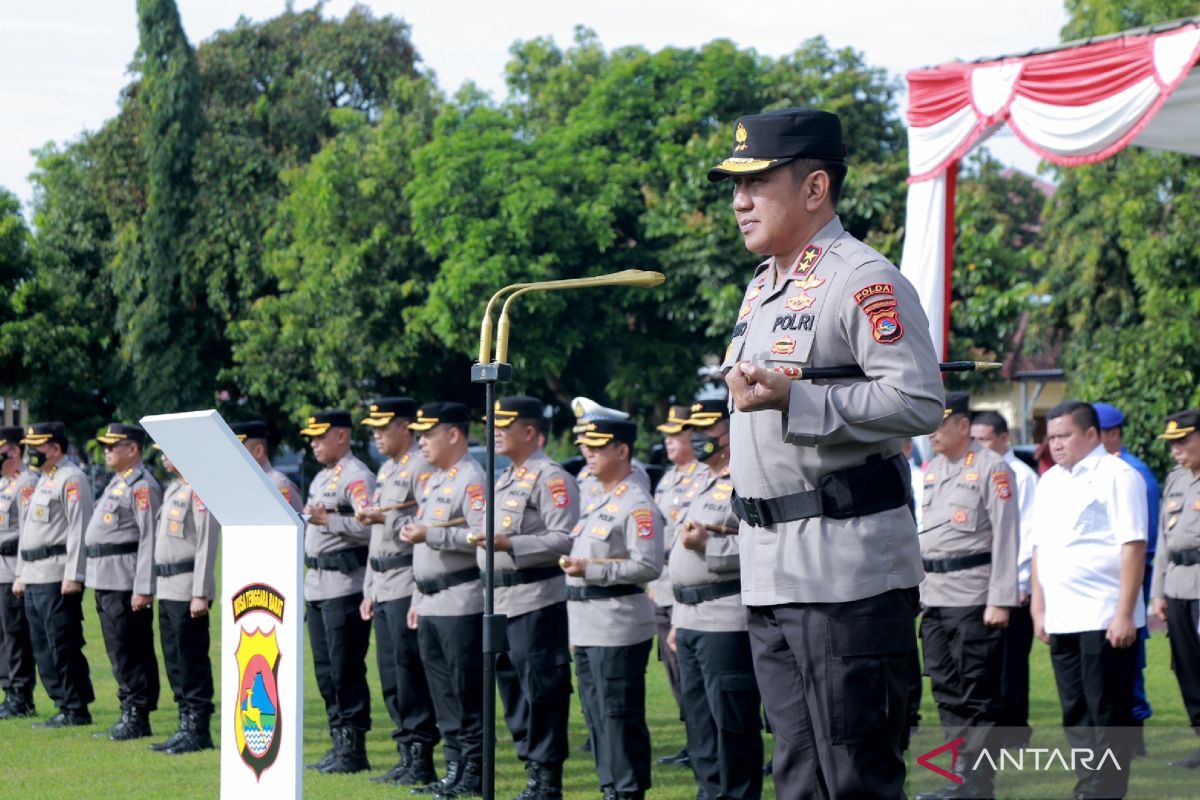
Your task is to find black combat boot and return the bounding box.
[532,763,563,800]
[372,740,414,783]
[413,760,459,796]
[438,760,481,798]
[151,712,189,752]
[404,742,438,786]
[34,708,92,728]
[306,729,337,770]
[511,761,538,800]
[0,692,36,719]
[320,727,371,774]
[107,706,153,741]
[165,712,214,754]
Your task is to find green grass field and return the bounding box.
[1,591,1197,799]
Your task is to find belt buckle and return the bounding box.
[740,495,769,528]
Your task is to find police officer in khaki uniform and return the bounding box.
[1151,409,1200,769]
[149,447,220,754]
[560,418,663,800]
[712,109,944,799]
[914,393,1019,799]
[650,403,708,768]
[403,401,489,799]
[231,421,303,514]
[87,423,163,740]
[572,398,651,495]
[0,426,39,719]
[356,398,439,786]
[12,422,94,727]
[480,396,579,800]
[300,409,377,774]
[666,400,763,800]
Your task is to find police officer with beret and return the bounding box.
[650,403,708,768]
[87,422,163,740]
[300,409,377,774]
[231,421,303,514]
[666,400,763,800]
[403,402,489,798]
[560,418,664,800]
[714,108,944,798]
[149,446,220,754]
[1151,409,1200,769]
[915,393,1019,799]
[0,426,39,719]
[357,398,440,786]
[481,396,579,800]
[12,422,94,727]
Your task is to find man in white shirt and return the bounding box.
[971,410,1038,746]
[1031,401,1147,800]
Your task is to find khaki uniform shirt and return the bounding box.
[480,450,580,618]
[650,461,710,610]
[566,475,663,647]
[1151,467,1200,600]
[669,467,746,632]
[84,465,162,595]
[265,465,303,514]
[723,216,944,605]
[919,442,1021,607]
[304,452,375,601]
[17,459,92,584]
[0,467,39,583]
[154,479,220,602]
[363,445,430,603]
[412,453,487,617]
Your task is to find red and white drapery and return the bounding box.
[899,21,1200,358]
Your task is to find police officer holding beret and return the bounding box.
[301,409,377,774]
[714,108,944,799]
[0,426,39,719]
[231,421,303,514]
[13,422,95,727]
[87,422,163,740]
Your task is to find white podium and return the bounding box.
[141,410,304,799]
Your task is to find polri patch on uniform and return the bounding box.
[547,477,570,509]
[992,472,1012,500]
[194,494,208,513]
[65,481,80,504]
[466,484,486,512]
[134,485,151,512]
[632,508,655,539]
[771,336,797,356]
[854,283,894,305]
[20,485,34,505]
[869,306,904,344]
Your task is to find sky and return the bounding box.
[0,0,1070,215]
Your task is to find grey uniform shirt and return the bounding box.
[650,461,709,610]
[566,476,663,648]
[84,465,162,595]
[1151,467,1200,601]
[480,450,580,618]
[304,452,376,601]
[722,216,944,605]
[154,479,220,601]
[578,461,651,497]
[363,445,430,603]
[16,459,93,584]
[412,453,487,617]
[919,442,1021,608]
[265,465,304,514]
[0,467,39,583]
[669,468,746,632]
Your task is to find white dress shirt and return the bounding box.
[1003,449,1040,595]
[1031,444,1148,635]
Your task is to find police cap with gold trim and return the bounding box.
[300,410,352,437]
[1159,409,1200,441]
[575,419,637,448]
[708,108,846,182]
[0,426,25,447]
[490,396,544,428]
[96,422,147,446]
[409,402,470,433]
[230,421,270,442]
[943,392,970,420]
[362,397,418,428]
[655,404,692,435]
[683,399,729,429]
[21,422,68,447]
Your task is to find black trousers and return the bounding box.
[306,593,372,731]
[676,628,763,800]
[374,595,438,747]
[158,599,213,716]
[418,613,483,763]
[1166,597,1200,733]
[496,601,572,767]
[0,581,36,698]
[920,604,1004,768]
[95,589,159,712]
[998,603,1034,743]
[1049,629,1137,799]
[654,602,684,721]
[575,638,653,794]
[23,583,93,712]
[748,587,917,800]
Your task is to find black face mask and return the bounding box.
[28,450,47,470]
[691,431,722,462]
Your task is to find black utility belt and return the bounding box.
[154,560,195,578]
[922,552,992,574]
[86,542,139,558]
[370,553,414,572]
[0,539,17,557]
[731,453,910,528]
[20,544,66,562]
[565,584,643,601]
[1169,547,1200,567]
[673,578,742,605]
[493,566,563,588]
[415,567,480,595]
[304,546,369,574]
